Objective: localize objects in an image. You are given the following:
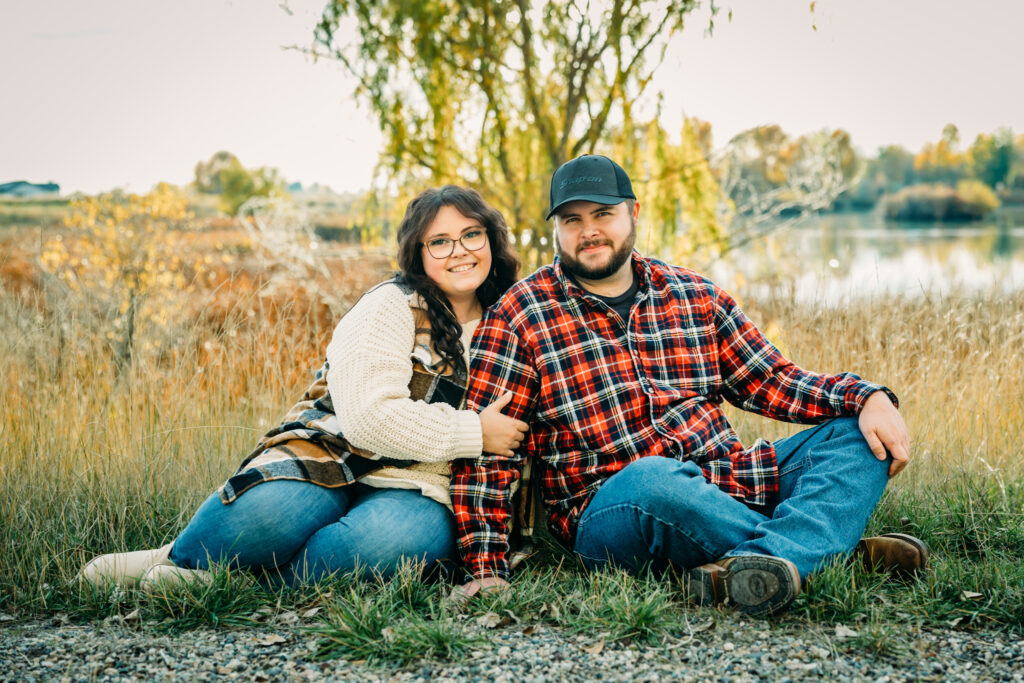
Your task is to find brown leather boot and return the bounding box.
[856,533,928,577]
[686,554,800,617]
[684,562,724,607]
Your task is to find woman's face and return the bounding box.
[420,205,492,304]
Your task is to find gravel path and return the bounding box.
[2,614,1022,682]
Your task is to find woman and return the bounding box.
[79,186,526,588]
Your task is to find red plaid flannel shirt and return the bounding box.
[451,254,895,580]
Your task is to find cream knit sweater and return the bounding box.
[324,282,482,508]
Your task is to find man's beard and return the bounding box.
[558,220,636,281]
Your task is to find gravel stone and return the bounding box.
[1,616,1022,682]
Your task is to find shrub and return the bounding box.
[882,181,1000,221]
[39,184,206,369]
[954,179,1001,216]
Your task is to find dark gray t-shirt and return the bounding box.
[591,274,639,323]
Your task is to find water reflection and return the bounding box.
[710,209,1024,304]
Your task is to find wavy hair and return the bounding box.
[395,185,520,376]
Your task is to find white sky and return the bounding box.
[2,0,1022,195]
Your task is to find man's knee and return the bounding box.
[616,455,705,487]
[577,457,730,573]
[828,416,861,438]
[593,456,720,528]
[826,416,891,482]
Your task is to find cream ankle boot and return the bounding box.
[140,564,213,593]
[77,543,175,588]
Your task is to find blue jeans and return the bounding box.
[573,417,890,580]
[169,481,456,585]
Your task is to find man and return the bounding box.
[451,155,926,616]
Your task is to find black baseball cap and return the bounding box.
[546,154,636,220]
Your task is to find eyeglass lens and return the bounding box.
[425,230,487,258]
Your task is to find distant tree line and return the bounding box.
[841,124,1021,220]
[192,120,1020,245]
[715,122,1021,220]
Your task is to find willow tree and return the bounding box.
[313,0,725,266]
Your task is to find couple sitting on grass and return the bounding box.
[81,155,927,618]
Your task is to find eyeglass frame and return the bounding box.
[419,228,489,259]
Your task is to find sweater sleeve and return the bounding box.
[325,283,483,463]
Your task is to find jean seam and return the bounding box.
[778,451,814,502]
[576,502,717,562]
[778,450,809,477]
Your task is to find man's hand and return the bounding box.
[858,391,910,477]
[479,391,530,457]
[447,576,511,607]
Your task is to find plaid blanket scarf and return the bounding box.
[218,280,467,504]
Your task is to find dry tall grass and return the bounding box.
[0,226,391,608]
[1,222,1022,614]
[733,290,1024,484]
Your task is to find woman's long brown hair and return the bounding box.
[395,185,520,377]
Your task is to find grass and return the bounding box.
[841,615,912,660]
[1,222,1022,667]
[139,566,264,631]
[308,584,481,665]
[570,570,684,643]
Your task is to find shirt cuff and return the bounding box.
[845,381,899,413]
[452,410,484,460]
[468,558,511,582]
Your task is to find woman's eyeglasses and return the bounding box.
[421,229,488,259]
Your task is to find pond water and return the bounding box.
[709,208,1024,304]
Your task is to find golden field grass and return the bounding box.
[1,219,1022,636]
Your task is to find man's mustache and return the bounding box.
[577,239,612,254]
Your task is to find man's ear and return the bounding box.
[631,200,641,222]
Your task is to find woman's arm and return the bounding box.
[325,283,482,462]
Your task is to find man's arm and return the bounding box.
[451,308,539,581]
[714,286,908,475]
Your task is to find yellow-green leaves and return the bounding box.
[40,185,215,369]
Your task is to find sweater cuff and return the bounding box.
[452,410,484,460]
[845,382,899,413]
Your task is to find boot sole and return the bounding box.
[689,556,800,617]
[685,563,723,607]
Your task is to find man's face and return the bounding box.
[554,200,639,281]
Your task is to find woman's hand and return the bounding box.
[478,391,530,456]
[447,576,512,607]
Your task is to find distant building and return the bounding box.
[0,181,61,197]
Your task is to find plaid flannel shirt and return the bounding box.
[451,254,896,580]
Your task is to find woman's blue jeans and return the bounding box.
[169,481,456,585]
[573,417,891,580]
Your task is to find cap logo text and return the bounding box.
[560,176,604,189]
